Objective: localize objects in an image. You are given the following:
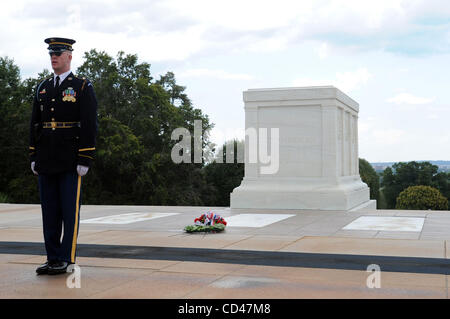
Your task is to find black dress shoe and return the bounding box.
[47,261,69,275]
[36,261,50,275]
[36,260,58,275]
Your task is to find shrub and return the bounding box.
[0,193,9,203]
[396,185,448,210]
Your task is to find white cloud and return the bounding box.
[2,0,449,74]
[162,0,308,31]
[243,33,293,53]
[358,117,377,135]
[371,128,407,145]
[67,4,82,29]
[292,68,372,93]
[291,78,333,87]
[387,93,435,105]
[336,68,372,92]
[437,132,450,144]
[317,42,329,59]
[179,68,254,81]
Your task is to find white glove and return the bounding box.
[31,162,38,175]
[77,165,89,176]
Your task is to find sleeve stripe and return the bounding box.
[79,147,96,151]
[78,154,93,159]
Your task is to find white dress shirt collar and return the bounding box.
[54,70,72,86]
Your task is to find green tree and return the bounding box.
[396,185,448,210]
[82,117,145,204]
[76,50,214,205]
[0,57,24,197]
[431,172,450,209]
[381,161,448,209]
[0,57,45,203]
[1,51,215,206]
[359,158,380,203]
[380,167,401,209]
[202,139,244,206]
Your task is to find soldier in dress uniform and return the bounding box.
[29,37,98,275]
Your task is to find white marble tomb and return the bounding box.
[230,86,376,211]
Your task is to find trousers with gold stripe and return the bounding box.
[38,170,82,263]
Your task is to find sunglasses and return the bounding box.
[49,51,67,57]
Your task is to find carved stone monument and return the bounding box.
[230,86,376,211]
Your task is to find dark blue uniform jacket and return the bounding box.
[29,73,98,174]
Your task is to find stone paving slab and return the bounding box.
[374,231,421,240]
[0,204,449,299]
[0,259,155,299]
[12,255,181,271]
[280,236,445,258]
[332,230,379,238]
[185,273,448,299]
[221,235,302,251]
[1,254,448,299]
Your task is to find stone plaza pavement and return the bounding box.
[0,203,449,299]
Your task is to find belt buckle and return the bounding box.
[51,122,57,129]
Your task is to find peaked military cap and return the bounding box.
[44,37,75,52]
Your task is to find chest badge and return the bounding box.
[39,88,46,94]
[62,87,77,102]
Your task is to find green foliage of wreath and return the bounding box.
[184,224,226,233]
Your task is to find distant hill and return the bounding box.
[370,161,450,173]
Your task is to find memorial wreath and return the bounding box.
[184,211,227,233]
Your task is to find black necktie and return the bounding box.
[55,76,60,88]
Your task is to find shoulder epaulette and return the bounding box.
[73,74,91,91]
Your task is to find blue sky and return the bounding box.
[1,0,449,162]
